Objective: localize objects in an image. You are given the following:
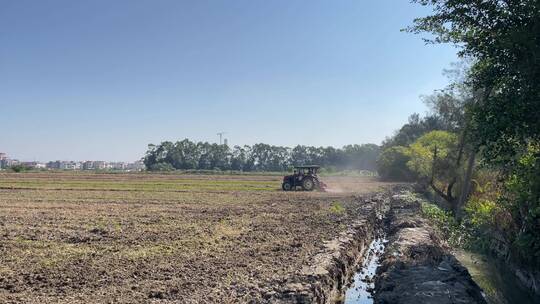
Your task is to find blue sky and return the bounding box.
[0,0,458,161]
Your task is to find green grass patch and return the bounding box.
[420,201,470,247]
[329,201,346,214]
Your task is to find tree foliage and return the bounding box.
[407,131,463,205]
[382,113,446,149]
[143,139,380,172]
[378,75,472,188]
[501,143,540,267]
[377,146,414,181]
[409,0,540,166]
[407,131,458,181]
[408,0,540,267]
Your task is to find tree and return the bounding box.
[291,145,310,166]
[143,139,382,173]
[377,146,414,181]
[342,144,380,171]
[407,131,461,210]
[502,143,540,267]
[409,0,540,266]
[382,113,446,149]
[175,139,199,169]
[409,0,540,166]
[230,146,248,171]
[148,162,174,171]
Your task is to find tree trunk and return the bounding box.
[430,145,456,206]
[457,150,476,219]
[430,180,454,204]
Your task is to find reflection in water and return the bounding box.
[343,237,387,304]
[454,249,540,304]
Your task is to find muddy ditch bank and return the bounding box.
[373,193,486,304]
[264,191,487,304]
[262,192,391,303]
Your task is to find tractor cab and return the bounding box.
[282,165,327,191]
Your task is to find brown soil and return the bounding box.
[0,172,394,303]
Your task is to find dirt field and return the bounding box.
[0,172,393,303]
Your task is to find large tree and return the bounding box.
[409,0,540,166]
[409,0,540,266]
[407,131,462,209]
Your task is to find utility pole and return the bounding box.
[217,132,227,145]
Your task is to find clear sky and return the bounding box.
[0,0,458,162]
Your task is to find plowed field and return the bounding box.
[0,172,393,303]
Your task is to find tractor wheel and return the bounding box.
[282,182,292,191]
[302,177,315,191]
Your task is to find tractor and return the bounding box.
[282,165,327,191]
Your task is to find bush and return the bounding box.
[500,143,540,267]
[9,165,30,173]
[464,198,497,229]
[462,198,503,252]
[148,162,175,171]
[421,201,470,247]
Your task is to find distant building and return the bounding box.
[1,156,144,172]
[126,161,145,171]
[82,161,94,170]
[59,161,80,170]
[46,161,80,170]
[35,162,47,169]
[93,161,106,170]
[0,153,7,169]
[109,162,127,170]
[21,161,46,169]
[47,161,61,169]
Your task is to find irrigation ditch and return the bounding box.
[265,190,487,304]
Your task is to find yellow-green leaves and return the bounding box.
[406,130,458,179]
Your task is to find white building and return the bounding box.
[93,161,106,170]
[59,161,81,170]
[21,161,46,169]
[109,162,127,170]
[126,161,145,171]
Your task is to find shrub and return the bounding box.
[148,162,175,171]
[500,142,540,267]
[421,201,470,247]
[9,165,30,173]
[465,198,497,228]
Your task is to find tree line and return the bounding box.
[143,140,380,172]
[378,1,540,270]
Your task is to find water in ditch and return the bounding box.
[454,249,540,304]
[342,237,387,304]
